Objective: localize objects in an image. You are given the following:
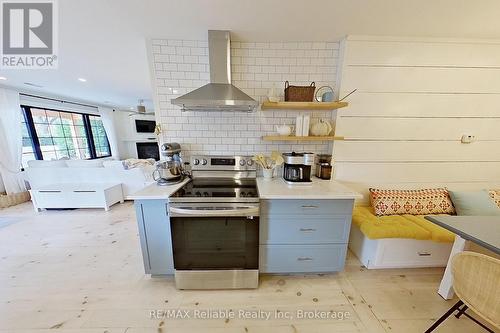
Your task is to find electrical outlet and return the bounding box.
[461,134,476,144]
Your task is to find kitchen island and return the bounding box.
[257,178,362,273]
[129,179,189,276]
[131,177,361,277]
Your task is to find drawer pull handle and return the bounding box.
[301,205,319,209]
[297,257,314,261]
[73,190,97,193]
[39,190,61,193]
[418,252,431,256]
[299,228,316,232]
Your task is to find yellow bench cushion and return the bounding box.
[406,215,455,243]
[353,206,454,242]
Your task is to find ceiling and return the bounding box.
[1,0,499,111]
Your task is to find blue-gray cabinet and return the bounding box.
[134,199,174,275]
[259,199,354,273]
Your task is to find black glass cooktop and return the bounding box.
[171,178,258,199]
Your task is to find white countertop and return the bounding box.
[256,178,362,200]
[130,177,361,201]
[128,179,190,200]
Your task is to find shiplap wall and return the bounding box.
[333,36,500,203]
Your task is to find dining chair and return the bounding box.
[425,251,500,332]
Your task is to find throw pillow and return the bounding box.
[369,188,456,216]
[488,190,500,209]
[65,159,104,168]
[449,190,500,216]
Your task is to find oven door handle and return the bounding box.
[169,206,259,217]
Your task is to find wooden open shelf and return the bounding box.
[261,101,348,110]
[262,135,344,142]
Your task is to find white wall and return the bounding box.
[149,39,339,156]
[333,36,500,203]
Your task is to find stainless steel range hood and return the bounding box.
[171,30,258,112]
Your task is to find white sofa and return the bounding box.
[24,159,155,200]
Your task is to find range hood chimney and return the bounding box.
[171,30,258,112]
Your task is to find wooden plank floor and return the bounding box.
[0,202,488,332]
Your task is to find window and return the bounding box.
[21,113,37,168]
[88,115,111,158]
[21,106,111,165]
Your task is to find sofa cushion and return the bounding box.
[488,190,500,209]
[103,160,126,169]
[449,190,500,216]
[27,160,68,168]
[369,188,455,216]
[65,159,104,168]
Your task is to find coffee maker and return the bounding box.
[282,152,315,184]
[153,142,186,186]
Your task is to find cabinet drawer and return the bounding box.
[259,244,347,273]
[34,190,102,208]
[260,216,350,244]
[261,199,353,216]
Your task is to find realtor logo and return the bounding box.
[1,0,58,68]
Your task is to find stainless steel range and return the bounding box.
[169,155,259,290]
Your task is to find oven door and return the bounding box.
[169,203,259,289]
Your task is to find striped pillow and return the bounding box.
[369,188,456,216]
[488,190,500,208]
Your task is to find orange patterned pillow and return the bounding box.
[488,190,500,208]
[369,188,456,216]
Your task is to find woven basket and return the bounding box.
[0,191,31,209]
[284,81,316,102]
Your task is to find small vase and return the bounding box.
[262,168,274,179]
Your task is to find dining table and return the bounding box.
[424,216,500,299]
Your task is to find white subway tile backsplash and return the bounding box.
[182,40,197,47]
[254,42,269,49]
[312,42,327,49]
[255,57,269,65]
[152,39,168,45]
[197,40,209,48]
[198,55,209,64]
[170,72,186,79]
[188,64,204,72]
[150,38,338,156]
[248,49,263,57]
[297,42,313,49]
[241,57,256,65]
[183,55,198,63]
[168,54,184,63]
[231,56,242,65]
[168,40,183,46]
[163,63,178,71]
[177,63,192,71]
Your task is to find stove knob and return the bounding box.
[246,159,254,166]
[201,159,208,165]
[195,191,201,197]
[203,192,209,197]
[193,158,200,165]
[239,159,246,166]
[240,192,246,197]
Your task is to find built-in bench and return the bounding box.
[349,206,454,269]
